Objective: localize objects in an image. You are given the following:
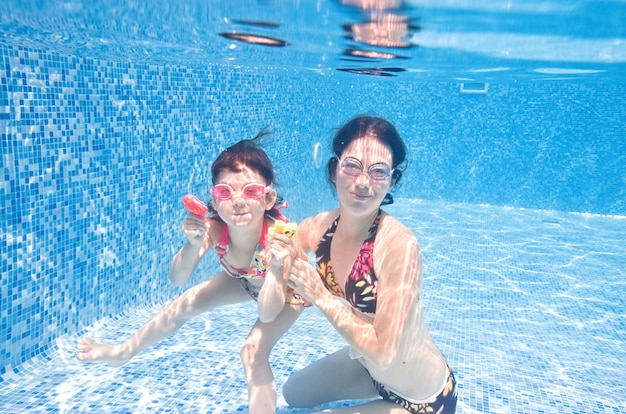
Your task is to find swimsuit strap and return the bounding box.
[363,210,382,243]
[329,208,381,233]
[215,217,269,259]
[323,209,381,247]
[259,218,268,248]
[215,223,229,259]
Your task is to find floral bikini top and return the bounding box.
[215,219,268,279]
[315,211,381,315]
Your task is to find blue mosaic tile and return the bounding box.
[1,1,626,412]
[0,200,625,412]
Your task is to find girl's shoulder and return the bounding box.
[206,217,225,247]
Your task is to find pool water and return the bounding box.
[1,0,625,413]
[1,200,624,413]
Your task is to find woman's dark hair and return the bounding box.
[326,115,407,204]
[208,129,284,219]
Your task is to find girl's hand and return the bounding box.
[182,213,207,246]
[258,226,299,323]
[268,233,297,267]
[268,220,299,270]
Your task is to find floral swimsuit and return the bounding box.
[315,210,458,413]
[315,212,380,315]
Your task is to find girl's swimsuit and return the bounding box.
[216,216,309,306]
[315,210,458,413]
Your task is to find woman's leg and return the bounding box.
[313,400,409,414]
[240,303,302,414]
[282,347,379,409]
[77,271,250,366]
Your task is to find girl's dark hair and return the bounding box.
[326,115,408,205]
[208,129,284,219]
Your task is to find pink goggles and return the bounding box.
[211,183,270,201]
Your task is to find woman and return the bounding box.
[282,115,457,413]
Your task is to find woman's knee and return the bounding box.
[282,374,311,408]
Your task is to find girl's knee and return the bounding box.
[175,288,205,318]
[240,338,260,367]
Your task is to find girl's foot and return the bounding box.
[76,337,131,367]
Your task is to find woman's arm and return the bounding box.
[291,217,421,370]
[365,222,421,368]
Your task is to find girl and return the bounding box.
[77,133,307,413]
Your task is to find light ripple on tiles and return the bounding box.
[2,200,626,413]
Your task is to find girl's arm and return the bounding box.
[257,216,323,322]
[169,215,216,286]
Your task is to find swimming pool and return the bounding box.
[1,1,625,413]
[1,200,625,413]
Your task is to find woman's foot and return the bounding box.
[76,337,131,367]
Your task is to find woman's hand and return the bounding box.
[181,213,207,246]
[287,258,326,304]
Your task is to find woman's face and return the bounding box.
[211,165,276,228]
[335,135,393,216]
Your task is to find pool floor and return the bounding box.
[1,200,625,413]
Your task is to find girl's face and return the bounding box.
[335,136,393,216]
[211,165,276,228]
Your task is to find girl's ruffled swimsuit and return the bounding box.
[216,217,309,306]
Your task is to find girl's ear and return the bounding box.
[265,188,277,210]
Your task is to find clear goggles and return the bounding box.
[340,157,393,181]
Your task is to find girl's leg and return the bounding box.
[77,271,249,366]
[240,303,302,414]
[282,347,379,409]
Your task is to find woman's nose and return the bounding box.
[354,172,371,187]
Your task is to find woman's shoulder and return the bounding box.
[301,209,339,229]
[375,212,422,281]
[378,211,411,232]
[299,209,339,250]
[377,211,418,245]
